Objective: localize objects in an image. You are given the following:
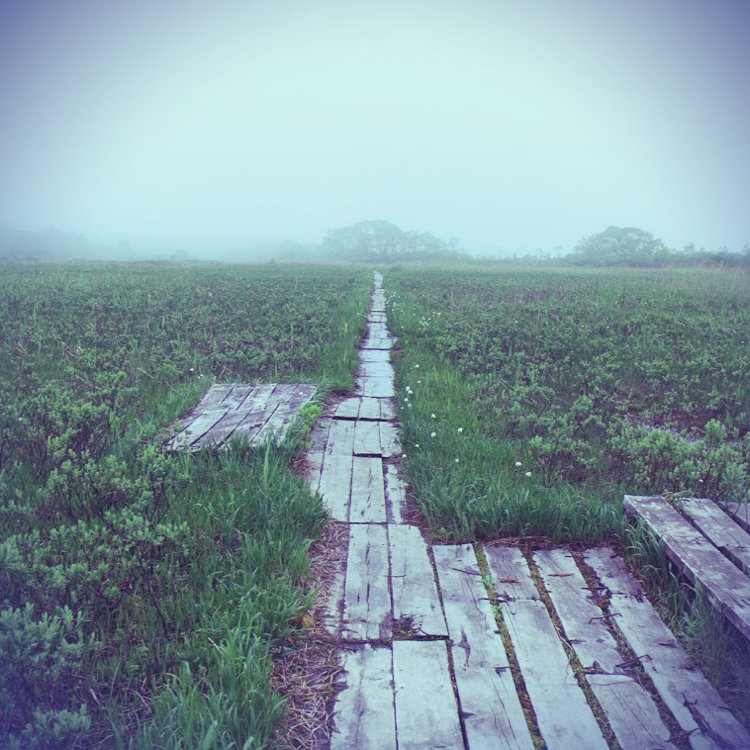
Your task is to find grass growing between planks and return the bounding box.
[624,523,750,724]
[384,263,750,724]
[0,261,371,747]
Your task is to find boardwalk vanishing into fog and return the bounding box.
[304,271,750,750]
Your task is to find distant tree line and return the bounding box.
[562,225,750,270]
[318,220,468,262]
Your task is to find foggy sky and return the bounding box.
[1,0,749,256]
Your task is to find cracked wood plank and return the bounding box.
[358,397,382,420]
[584,546,750,750]
[534,549,673,750]
[384,464,407,524]
[389,525,446,637]
[624,495,750,641]
[379,422,401,458]
[354,419,381,456]
[486,545,607,750]
[350,457,386,523]
[331,644,396,750]
[342,523,391,641]
[680,497,750,574]
[325,418,356,456]
[434,544,534,750]
[362,377,394,398]
[193,383,276,448]
[334,397,361,419]
[392,640,464,750]
[317,453,352,522]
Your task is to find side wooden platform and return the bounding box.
[624,495,750,642]
[166,382,316,451]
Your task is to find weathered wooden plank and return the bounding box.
[334,397,361,420]
[389,525,446,636]
[680,497,750,574]
[330,645,396,750]
[350,457,386,523]
[361,360,395,381]
[306,417,331,492]
[363,376,395,399]
[360,349,391,364]
[384,464,407,525]
[325,418,356,456]
[343,523,391,641]
[354,419,381,456]
[392,640,464,750]
[584,546,750,750]
[624,495,750,641]
[379,422,401,458]
[379,398,396,421]
[169,408,229,449]
[485,546,607,750]
[434,544,534,750]
[192,383,274,447]
[256,383,313,443]
[358,397,382,420]
[534,549,673,750]
[317,453,353,522]
[724,501,750,533]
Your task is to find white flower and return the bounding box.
[431,413,436,419]
[415,443,420,448]
[525,471,532,477]
[457,427,463,433]
[454,458,459,463]
[414,364,420,368]
[515,461,522,467]
[431,431,436,438]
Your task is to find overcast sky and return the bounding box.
[1,0,748,255]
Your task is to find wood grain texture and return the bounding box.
[350,457,386,524]
[384,464,407,524]
[354,419,382,456]
[534,549,673,750]
[434,544,534,750]
[392,640,464,750]
[331,645,396,750]
[485,545,607,750]
[317,453,353,522]
[584,546,750,750]
[379,422,401,458]
[389,525,446,636]
[680,497,750,574]
[624,495,750,641]
[325,418,356,456]
[342,523,391,641]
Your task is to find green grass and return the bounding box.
[0,261,371,747]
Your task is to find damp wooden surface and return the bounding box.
[392,640,464,750]
[486,545,607,750]
[624,494,750,641]
[680,497,750,573]
[330,645,396,750]
[434,544,534,750]
[584,546,750,750]
[342,523,391,641]
[534,548,673,750]
[166,382,316,451]
[389,525,446,636]
[350,457,386,523]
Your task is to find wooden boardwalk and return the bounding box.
[624,494,750,643]
[165,382,316,451]
[306,273,750,750]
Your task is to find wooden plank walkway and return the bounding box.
[304,273,750,749]
[166,382,316,451]
[624,494,750,642]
